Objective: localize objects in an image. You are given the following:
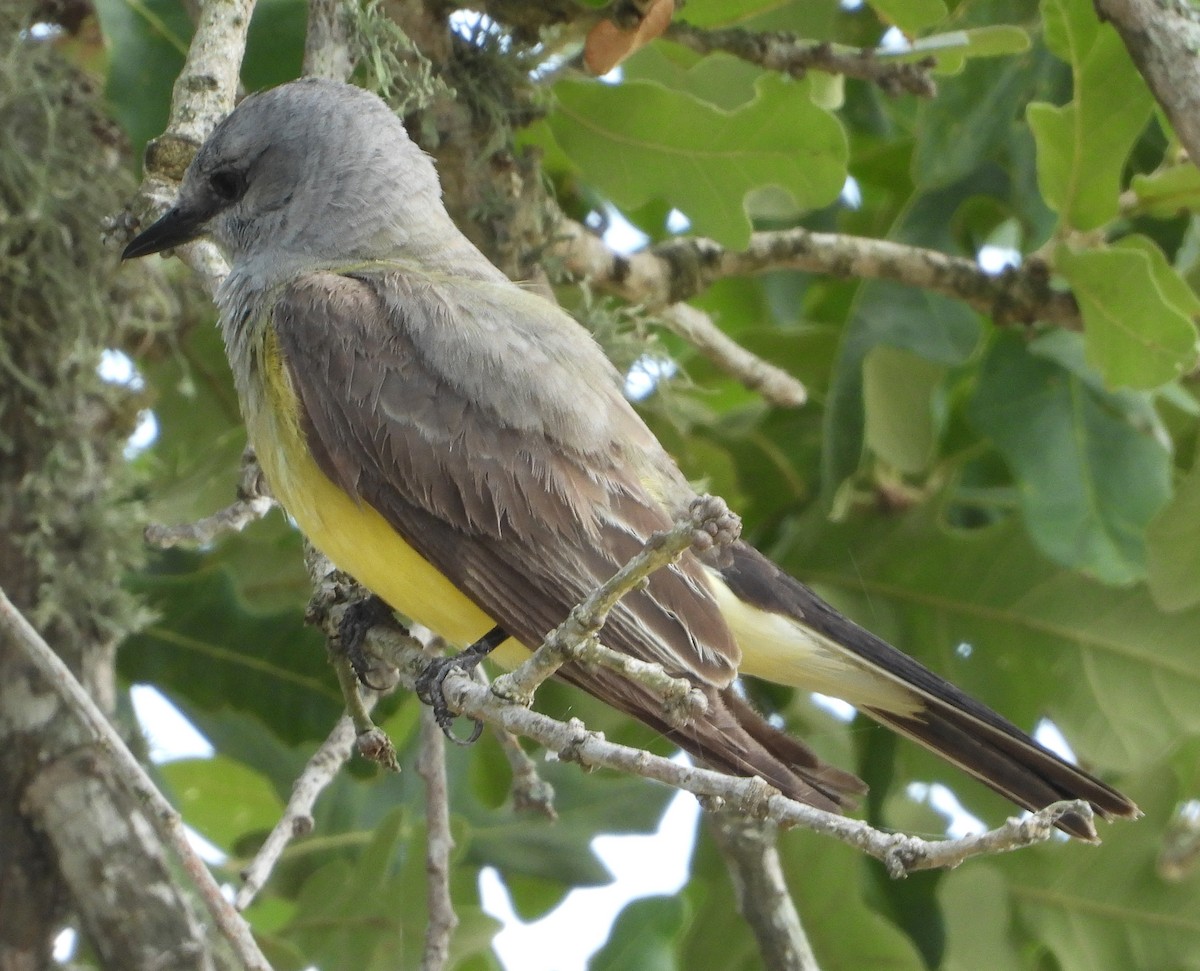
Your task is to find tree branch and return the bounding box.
[418,706,458,971]
[659,302,807,406]
[1095,0,1200,169]
[304,0,354,80]
[555,218,1082,329]
[236,712,357,910]
[555,220,810,407]
[474,668,558,819]
[666,22,937,98]
[707,812,821,971]
[0,585,273,971]
[145,450,274,549]
[360,619,1089,877]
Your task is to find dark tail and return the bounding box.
[556,662,867,813]
[717,542,1139,840]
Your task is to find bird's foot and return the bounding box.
[336,594,400,691]
[415,626,508,745]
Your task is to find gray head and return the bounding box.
[123,79,452,274]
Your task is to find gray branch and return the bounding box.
[418,706,458,971]
[124,0,255,295]
[666,22,937,97]
[556,218,1082,329]
[0,585,274,971]
[236,714,357,910]
[707,812,821,971]
[304,0,354,80]
[363,620,1089,876]
[146,450,274,548]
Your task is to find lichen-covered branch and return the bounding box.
[666,22,937,97]
[0,586,273,971]
[659,303,808,406]
[304,0,354,80]
[1096,0,1200,169]
[556,219,1082,329]
[474,669,558,819]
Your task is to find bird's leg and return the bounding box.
[336,593,402,691]
[415,625,508,745]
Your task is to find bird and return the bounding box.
[123,77,1137,840]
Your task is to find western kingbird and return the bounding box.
[124,78,1136,838]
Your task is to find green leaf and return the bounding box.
[913,54,1037,189]
[879,25,1032,76]
[1131,165,1200,219]
[940,867,1023,971]
[590,895,688,971]
[160,755,284,851]
[120,561,342,745]
[284,810,409,971]
[93,0,191,157]
[869,0,949,32]
[138,317,247,526]
[241,0,307,91]
[1056,243,1198,389]
[624,47,764,111]
[789,505,1200,782]
[676,824,925,971]
[547,75,846,248]
[1027,0,1153,229]
[823,280,982,495]
[675,0,798,28]
[968,333,1171,583]
[1002,772,1200,971]
[1146,461,1200,611]
[862,344,945,474]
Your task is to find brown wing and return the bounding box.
[272,268,739,684]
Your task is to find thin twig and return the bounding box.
[417,706,458,971]
[707,812,821,971]
[332,654,399,770]
[666,22,937,97]
[555,219,1083,329]
[473,669,557,819]
[367,620,1093,876]
[660,303,807,406]
[490,495,739,719]
[236,713,358,910]
[0,586,274,971]
[146,451,274,548]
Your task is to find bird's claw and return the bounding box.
[415,656,485,745]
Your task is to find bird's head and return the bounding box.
[122,78,446,272]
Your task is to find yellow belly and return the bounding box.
[248,332,528,667]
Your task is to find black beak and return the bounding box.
[121,205,209,260]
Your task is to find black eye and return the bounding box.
[209,169,245,202]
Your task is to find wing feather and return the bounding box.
[271,268,739,684]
